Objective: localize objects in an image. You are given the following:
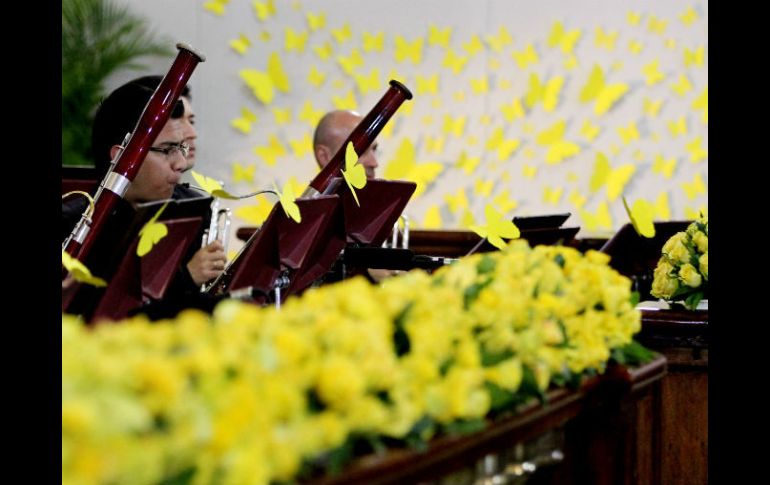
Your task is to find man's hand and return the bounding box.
[187,241,227,286]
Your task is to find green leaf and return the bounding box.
[485,381,516,412]
[442,418,487,436]
[477,255,497,274]
[480,348,514,367]
[326,439,354,475]
[684,291,704,310]
[612,340,656,366]
[158,467,196,485]
[463,277,493,309]
[553,254,566,268]
[630,291,640,306]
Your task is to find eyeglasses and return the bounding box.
[148,141,190,159]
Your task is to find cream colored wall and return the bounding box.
[109,0,708,256]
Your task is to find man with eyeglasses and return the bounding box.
[62,78,227,315]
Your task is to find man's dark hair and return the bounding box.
[90,76,190,177]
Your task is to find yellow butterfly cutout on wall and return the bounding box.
[580,119,601,142]
[501,170,511,182]
[239,69,274,105]
[229,34,251,55]
[259,31,271,42]
[564,55,579,70]
[62,251,107,287]
[547,20,582,54]
[628,39,644,54]
[455,150,480,174]
[512,43,538,69]
[272,107,291,125]
[384,138,443,197]
[692,87,708,124]
[667,116,687,137]
[684,205,708,220]
[681,172,706,200]
[579,64,629,115]
[535,120,581,164]
[474,178,494,197]
[416,74,438,95]
[289,133,312,158]
[394,35,424,64]
[444,187,469,214]
[642,59,665,85]
[442,48,469,74]
[627,11,642,26]
[425,134,445,154]
[362,31,384,52]
[336,48,364,75]
[542,186,564,205]
[305,11,326,32]
[298,100,323,127]
[313,42,332,60]
[230,107,257,134]
[285,176,306,199]
[684,46,705,68]
[525,73,563,112]
[647,14,668,35]
[470,204,520,249]
[460,210,477,229]
[594,26,618,50]
[589,152,636,201]
[428,25,452,48]
[332,90,357,110]
[463,35,484,57]
[486,127,521,161]
[617,122,639,145]
[341,142,367,206]
[670,74,693,97]
[203,0,228,16]
[275,181,301,223]
[643,97,663,117]
[486,26,513,53]
[253,134,287,167]
[353,68,382,95]
[191,171,239,199]
[284,27,308,53]
[470,75,489,95]
[622,196,655,238]
[489,57,502,71]
[493,189,519,214]
[307,65,326,87]
[679,5,699,26]
[331,22,352,44]
[442,114,467,137]
[137,201,169,256]
[232,162,255,184]
[252,0,275,21]
[267,52,290,93]
[500,98,525,122]
[665,38,677,50]
[686,136,707,163]
[580,200,613,231]
[652,154,677,179]
[234,194,273,225]
[568,190,587,209]
[422,205,442,229]
[522,164,537,178]
[653,192,671,220]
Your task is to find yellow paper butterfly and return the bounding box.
[681,172,706,200]
[307,65,326,87]
[62,251,107,287]
[239,69,274,104]
[305,11,326,32]
[284,27,308,53]
[652,154,677,179]
[670,74,693,97]
[463,35,484,57]
[252,0,275,21]
[684,205,708,220]
[589,152,636,201]
[469,75,488,95]
[331,22,352,44]
[428,25,452,48]
[501,170,511,182]
[595,26,618,50]
[272,107,291,125]
[259,31,271,42]
[493,189,519,214]
[643,97,663,117]
[136,201,169,257]
[230,107,257,134]
[380,121,395,139]
[542,186,564,205]
[232,162,256,184]
[567,171,579,182]
[203,0,228,16]
[253,134,287,167]
[229,34,251,55]
[628,39,644,54]
[684,45,705,68]
[580,119,601,142]
[692,87,708,124]
[362,31,384,52]
[289,133,312,158]
[522,164,537,178]
[341,142,367,206]
[547,20,582,54]
[665,38,677,50]
[268,52,290,93]
[486,26,513,53]
[617,122,640,145]
[579,64,629,115]
[454,150,480,174]
[667,117,687,137]
[460,210,477,229]
[686,136,708,163]
[298,100,323,127]
[442,114,467,137]
[422,205,443,229]
[486,127,521,161]
[679,6,699,26]
[500,98,525,122]
[489,57,502,71]
[275,181,301,223]
[535,120,581,164]
[642,59,665,85]
[647,14,668,35]
[627,11,642,26]
[332,91,357,110]
[568,190,587,209]
[313,42,332,60]
[384,138,443,197]
[353,69,382,95]
[285,176,306,199]
[444,187,469,214]
[425,134,445,154]
[580,200,613,231]
[416,74,438,95]
[564,55,579,70]
[653,192,671,220]
[622,196,655,238]
[470,204,520,249]
[234,195,273,225]
[512,43,538,69]
[442,48,468,74]
[191,171,239,199]
[336,48,364,75]
[525,73,563,112]
[474,178,494,197]
[394,35,424,64]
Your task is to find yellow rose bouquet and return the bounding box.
[650,214,708,309]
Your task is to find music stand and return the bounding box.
[512,212,571,231]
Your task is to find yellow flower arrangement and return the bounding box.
[650,214,708,309]
[62,240,648,485]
